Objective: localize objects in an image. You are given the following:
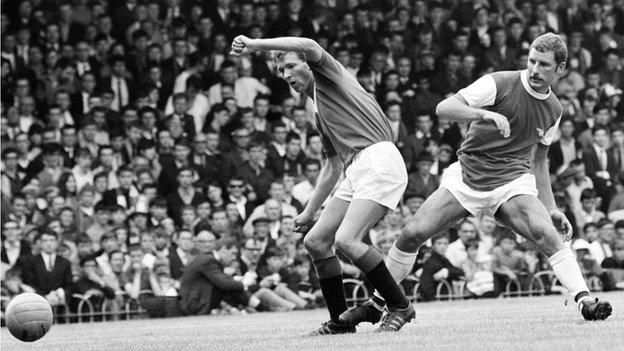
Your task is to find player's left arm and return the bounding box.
[533,132,573,241]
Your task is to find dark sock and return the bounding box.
[372,294,386,308]
[354,247,409,309]
[574,291,590,303]
[313,256,348,322]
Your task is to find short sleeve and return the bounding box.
[457,75,497,108]
[309,50,347,83]
[540,115,561,146]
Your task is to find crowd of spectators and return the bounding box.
[2,0,624,319]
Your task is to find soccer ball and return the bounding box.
[5,293,53,342]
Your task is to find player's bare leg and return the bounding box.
[302,197,353,335]
[340,188,469,327]
[497,195,612,321]
[331,198,415,332]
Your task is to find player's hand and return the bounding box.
[293,211,314,234]
[482,111,510,138]
[230,35,254,56]
[550,209,573,242]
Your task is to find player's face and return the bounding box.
[277,52,312,93]
[526,48,565,93]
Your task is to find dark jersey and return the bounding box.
[308,50,394,166]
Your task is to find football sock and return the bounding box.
[354,247,410,309]
[370,243,418,307]
[312,255,348,321]
[371,293,386,310]
[386,243,418,283]
[548,248,591,311]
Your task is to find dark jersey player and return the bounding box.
[343,33,612,326]
[231,36,414,334]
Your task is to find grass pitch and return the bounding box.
[2,292,623,351]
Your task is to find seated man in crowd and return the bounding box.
[418,233,464,301]
[178,238,260,315]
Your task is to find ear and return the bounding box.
[556,61,566,74]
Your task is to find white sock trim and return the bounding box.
[388,243,418,265]
[547,247,574,266]
[577,296,593,312]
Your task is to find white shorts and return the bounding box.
[440,161,538,217]
[334,141,408,209]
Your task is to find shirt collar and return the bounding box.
[520,70,550,100]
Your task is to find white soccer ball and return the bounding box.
[5,293,53,342]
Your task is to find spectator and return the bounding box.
[166,167,207,227]
[20,230,73,307]
[1,221,31,279]
[491,229,530,295]
[406,151,439,198]
[445,218,478,267]
[168,229,195,280]
[602,239,624,270]
[239,141,275,202]
[179,239,260,315]
[292,159,320,206]
[418,233,464,302]
[257,247,308,310]
[583,125,618,213]
[460,239,494,298]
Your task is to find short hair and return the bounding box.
[108,250,125,261]
[76,233,92,244]
[580,188,597,200]
[498,227,517,242]
[431,232,449,244]
[530,33,568,65]
[592,124,610,135]
[465,239,480,250]
[286,131,301,143]
[2,147,18,159]
[583,222,597,232]
[272,50,306,64]
[36,229,58,241]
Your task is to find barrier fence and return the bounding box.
[3,269,620,325]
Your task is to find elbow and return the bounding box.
[303,39,323,61]
[436,99,449,119]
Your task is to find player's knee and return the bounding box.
[403,219,429,242]
[531,226,563,256]
[333,235,351,255]
[303,233,332,256]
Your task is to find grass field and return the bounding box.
[2,292,623,351]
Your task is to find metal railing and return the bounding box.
[2,269,617,325]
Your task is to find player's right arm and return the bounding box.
[293,155,343,232]
[230,35,323,63]
[436,75,510,138]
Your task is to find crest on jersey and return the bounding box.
[536,128,544,137]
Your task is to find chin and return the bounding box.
[529,81,546,92]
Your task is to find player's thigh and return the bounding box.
[334,198,388,243]
[404,188,469,238]
[496,195,564,255]
[304,196,350,248]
